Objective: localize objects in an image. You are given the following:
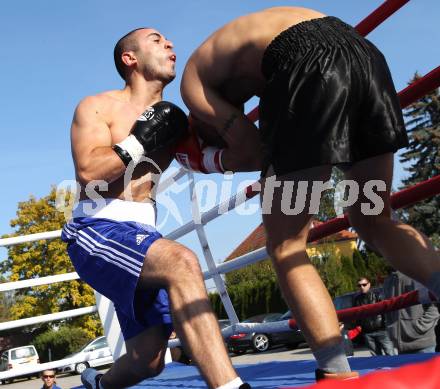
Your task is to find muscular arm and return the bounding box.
[181,61,262,172]
[71,96,126,185]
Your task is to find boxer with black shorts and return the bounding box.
[180,6,440,381]
[64,27,250,389]
[259,16,408,176]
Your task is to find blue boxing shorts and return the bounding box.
[61,198,173,340]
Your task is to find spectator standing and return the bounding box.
[353,277,396,355]
[384,271,439,354]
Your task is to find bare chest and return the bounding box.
[107,109,140,144]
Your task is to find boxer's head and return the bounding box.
[114,28,176,84]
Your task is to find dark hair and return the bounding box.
[357,277,370,283]
[113,28,148,81]
[41,369,56,377]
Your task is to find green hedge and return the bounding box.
[210,279,287,320]
[210,250,389,319]
[34,326,93,362]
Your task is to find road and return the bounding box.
[5,345,371,389]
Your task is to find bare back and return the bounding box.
[71,90,172,202]
[186,7,325,103]
[180,7,325,172]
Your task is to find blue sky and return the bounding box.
[1,0,439,288]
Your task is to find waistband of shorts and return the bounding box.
[261,16,361,79]
[72,198,156,227]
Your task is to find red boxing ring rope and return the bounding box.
[286,289,435,330]
[354,0,410,36]
[399,66,440,108]
[308,174,440,243]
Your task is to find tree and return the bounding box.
[219,258,284,320]
[225,258,276,287]
[34,326,93,362]
[363,250,391,285]
[352,249,368,279]
[0,276,14,322]
[399,75,440,247]
[340,256,357,291]
[0,188,102,338]
[311,249,357,299]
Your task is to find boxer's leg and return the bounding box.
[344,153,440,294]
[261,165,354,375]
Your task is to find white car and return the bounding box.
[0,345,40,384]
[60,336,113,374]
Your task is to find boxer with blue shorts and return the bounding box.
[62,200,172,340]
[66,26,249,389]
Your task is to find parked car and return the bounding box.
[227,313,305,355]
[276,310,306,349]
[218,319,232,331]
[171,319,232,364]
[0,345,40,384]
[60,336,113,375]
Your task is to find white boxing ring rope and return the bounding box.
[187,170,240,324]
[1,0,440,382]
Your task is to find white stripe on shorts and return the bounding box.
[65,222,144,270]
[64,223,143,275]
[77,231,143,273]
[64,221,149,276]
[87,226,145,258]
[75,238,140,277]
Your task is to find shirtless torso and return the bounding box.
[185,7,324,101]
[181,7,325,171]
[71,89,172,203]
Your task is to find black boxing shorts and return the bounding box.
[259,16,408,176]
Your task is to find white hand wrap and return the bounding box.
[202,147,225,173]
[115,135,145,165]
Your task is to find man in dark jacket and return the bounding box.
[384,271,439,353]
[353,277,396,355]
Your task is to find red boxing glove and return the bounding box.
[347,326,362,340]
[174,126,225,173]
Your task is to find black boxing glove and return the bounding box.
[113,101,188,166]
